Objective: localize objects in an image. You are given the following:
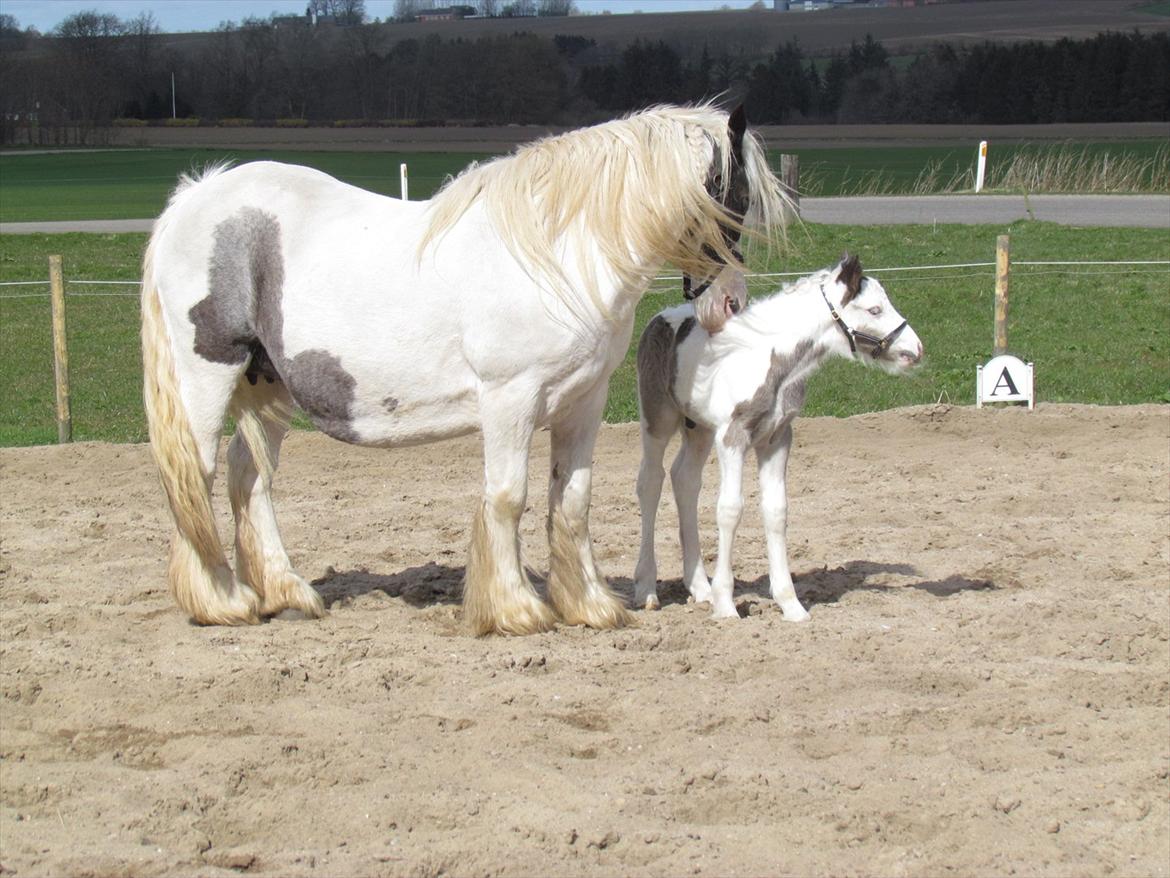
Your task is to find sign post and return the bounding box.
[48,255,72,443]
[978,234,1034,410]
[994,234,1010,355]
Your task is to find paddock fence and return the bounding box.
[2,240,1168,444]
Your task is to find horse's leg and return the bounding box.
[142,279,260,625]
[546,384,634,629]
[709,436,746,620]
[634,425,675,611]
[464,389,556,636]
[756,425,810,622]
[227,379,325,619]
[671,424,715,604]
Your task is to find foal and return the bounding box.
[634,254,923,620]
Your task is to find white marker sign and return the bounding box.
[977,355,1034,410]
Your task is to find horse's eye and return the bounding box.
[868,306,882,316]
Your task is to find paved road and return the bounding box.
[801,194,1170,228]
[1,194,1167,234]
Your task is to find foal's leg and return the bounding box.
[464,388,556,636]
[634,424,676,611]
[709,434,746,619]
[756,425,810,622]
[227,379,325,619]
[547,384,634,629]
[671,424,715,604]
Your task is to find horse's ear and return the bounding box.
[728,104,747,156]
[837,252,863,304]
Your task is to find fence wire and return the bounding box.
[2,260,1168,302]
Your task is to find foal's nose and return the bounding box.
[901,340,924,365]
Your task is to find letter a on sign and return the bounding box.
[991,367,1019,397]
[977,355,1034,410]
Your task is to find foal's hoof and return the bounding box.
[778,602,811,623]
[642,594,661,611]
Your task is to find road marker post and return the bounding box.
[975,140,988,193]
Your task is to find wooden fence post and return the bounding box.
[779,153,800,223]
[994,234,1010,356]
[48,254,72,444]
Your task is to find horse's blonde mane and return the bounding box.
[420,104,791,320]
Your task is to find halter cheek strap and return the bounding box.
[820,282,908,359]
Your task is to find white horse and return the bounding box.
[140,103,792,635]
[633,254,923,621]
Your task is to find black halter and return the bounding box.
[820,282,908,359]
[683,244,743,300]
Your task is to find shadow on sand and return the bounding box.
[639,560,996,611]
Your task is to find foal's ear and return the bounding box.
[728,104,747,156]
[837,252,863,304]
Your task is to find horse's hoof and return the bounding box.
[643,594,660,611]
[261,572,326,619]
[710,601,740,620]
[468,593,558,637]
[778,602,810,623]
[193,582,263,626]
[558,593,635,630]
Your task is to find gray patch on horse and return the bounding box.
[192,207,366,442]
[675,316,697,347]
[284,349,359,444]
[382,396,399,413]
[636,315,679,441]
[724,340,823,449]
[189,207,284,367]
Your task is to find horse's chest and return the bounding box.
[724,347,811,448]
[544,314,635,412]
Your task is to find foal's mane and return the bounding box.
[420,104,790,319]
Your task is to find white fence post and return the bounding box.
[400,162,409,200]
[975,140,988,193]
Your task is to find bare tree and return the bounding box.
[502,0,536,17]
[538,0,575,16]
[311,0,367,25]
[393,0,419,22]
[50,10,127,139]
[477,0,500,16]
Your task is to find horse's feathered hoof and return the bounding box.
[467,592,558,637]
[556,591,636,630]
[259,572,326,620]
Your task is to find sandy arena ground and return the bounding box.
[1,404,1167,877]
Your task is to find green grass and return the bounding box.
[2,141,1167,223]
[2,224,1167,447]
[0,149,490,223]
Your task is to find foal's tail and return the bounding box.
[141,230,260,624]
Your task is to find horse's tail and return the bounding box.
[141,223,260,625]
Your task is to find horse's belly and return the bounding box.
[347,390,481,447]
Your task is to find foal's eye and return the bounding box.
[868,306,883,316]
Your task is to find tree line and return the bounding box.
[1,8,1166,146]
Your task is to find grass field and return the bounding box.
[2,141,1167,223]
[1,223,1166,447]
